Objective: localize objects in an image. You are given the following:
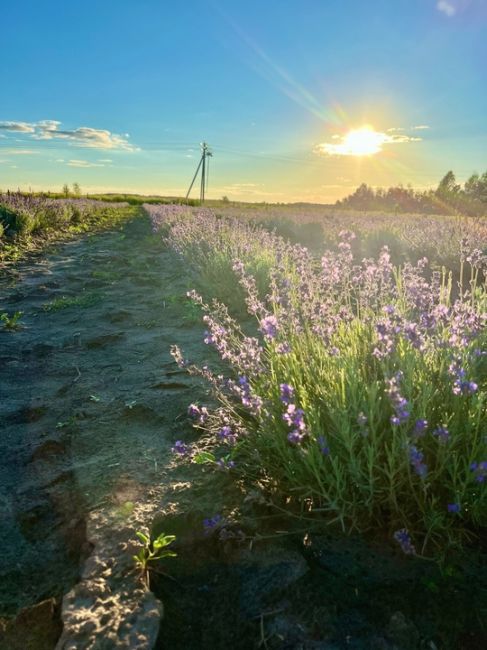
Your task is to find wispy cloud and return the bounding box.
[67,159,107,168]
[0,119,138,151]
[0,121,36,133]
[1,148,39,155]
[437,1,456,16]
[412,124,430,130]
[315,127,422,157]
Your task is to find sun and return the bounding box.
[317,125,391,157]
[340,127,384,156]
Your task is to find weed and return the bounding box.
[133,531,177,585]
[42,292,102,312]
[1,311,23,331]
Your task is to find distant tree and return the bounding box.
[72,182,81,196]
[221,195,229,203]
[62,183,70,197]
[464,171,487,203]
[436,171,460,196]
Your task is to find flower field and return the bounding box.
[0,192,130,262]
[147,203,487,559]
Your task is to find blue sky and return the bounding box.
[1,0,486,202]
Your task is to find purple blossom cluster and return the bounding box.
[153,202,487,555]
[393,529,416,555]
[470,461,487,483]
[217,425,237,445]
[432,425,450,443]
[449,357,478,396]
[203,514,223,534]
[278,384,308,444]
[187,403,209,425]
[409,445,428,478]
[412,419,428,438]
[171,440,190,456]
[385,372,410,426]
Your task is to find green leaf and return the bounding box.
[136,531,149,545]
[193,451,216,464]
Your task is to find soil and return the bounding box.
[0,213,207,646]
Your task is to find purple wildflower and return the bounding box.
[470,461,487,483]
[447,503,461,513]
[433,425,450,443]
[218,426,237,445]
[276,341,291,354]
[393,529,416,555]
[216,458,236,470]
[288,430,305,444]
[203,514,223,534]
[317,435,330,455]
[283,404,306,431]
[171,440,189,456]
[188,403,200,418]
[260,315,279,339]
[386,372,410,425]
[409,445,428,478]
[279,383,294,405]
[413,419,428,437]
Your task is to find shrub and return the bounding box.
[171,229,487,558]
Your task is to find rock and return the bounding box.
[0,598,62,650]
[30,439,66,462]
[235,545,309,616]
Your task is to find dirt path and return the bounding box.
[0,213,206,644]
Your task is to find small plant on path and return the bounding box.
[133,531,177,586]
[1,311,23,331]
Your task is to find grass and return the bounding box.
[1,311,23,331]
[42,292,103,312]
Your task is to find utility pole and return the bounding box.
[186,142,212,202]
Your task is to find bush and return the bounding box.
[171,229,487,558]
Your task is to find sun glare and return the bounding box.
[341,127,383,156]
[317,126,397,157]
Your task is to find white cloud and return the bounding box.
[0,119,138,151]
[67,159,106,168]
[437,1,456,16]
[0,121,36,133]
[411,124,430,130]
[97,159,112,163]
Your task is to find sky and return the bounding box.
[1,0,486,203]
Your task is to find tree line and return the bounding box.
[336,170,487,216]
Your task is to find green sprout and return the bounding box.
[133,531,177,585]
[1,311,23,331]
